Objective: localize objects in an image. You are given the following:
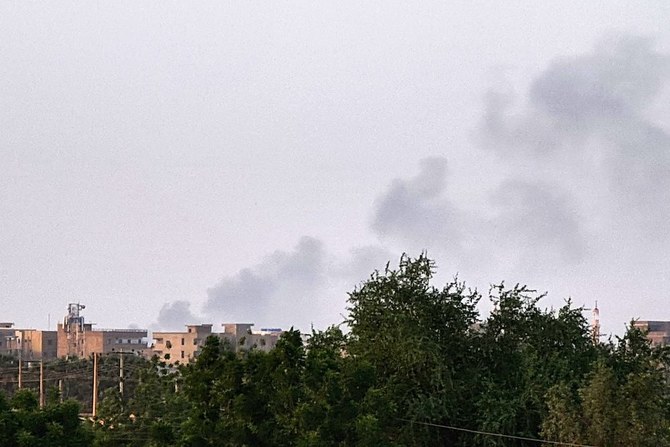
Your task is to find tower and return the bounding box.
[591,301,601,343]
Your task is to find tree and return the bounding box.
[542,323,670,447]
[0,389,93,447]
[346,254,480,445]
[474,286,598,446]
[94,356,188,447]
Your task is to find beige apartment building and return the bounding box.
[17,329,58,360]
[0,323,57,360]
[153,323,283,364]
[220,323,282,352]
[152,324,213,363]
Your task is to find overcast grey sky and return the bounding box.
[1,2,669,335]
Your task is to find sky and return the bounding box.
[1,2,669,337]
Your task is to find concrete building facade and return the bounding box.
[152,323,283,364]
[57,303,147,358]
[633,321,670,346]
[153,324,213,363]
[0,323,57,360]
[220,323,282,352]
[17,329,58,360]
[0,322,17,356]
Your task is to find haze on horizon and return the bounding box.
[1,2,669,337]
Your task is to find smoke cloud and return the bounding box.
[481,35,670,241]
[153,300,201,332]
[372,157,467,253]
[203,236,327,328]
[151,34,670,334]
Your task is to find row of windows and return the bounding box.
[0,339,55,347]
[157,338,200,348]
[105,339,144,345]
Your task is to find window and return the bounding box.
[166,340,172,349]
[181,338,185,345]
[181,351,184,359]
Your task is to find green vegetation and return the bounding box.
[0,388,93,446]
[3,254,670,445]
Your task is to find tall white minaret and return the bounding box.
[592,301,601,343]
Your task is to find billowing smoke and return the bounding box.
[370,157,586,275]
[370,35,670,312]
[488,180,585,266]
[153,300,201,332]
[481,35,670,241]
[151,34,670,333]
[204,236,327,328]
[149,238,394,331]
[372,157,466,252]
[476,34,670,322]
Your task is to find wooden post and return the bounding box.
[92,353,98,417]
[18,351,22,389]
[39,360,44,408]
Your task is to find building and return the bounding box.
[153,324,213,363]
[152,323,283,364]
[220,323,283,352]
[57,303,148,358]
[0,323,57,360]
[0,322,17,356]
[16,329,58,360]
[633,321,670,346]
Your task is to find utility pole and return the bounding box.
[58,379,63,403]
[92,353,98,417]
[119,349,124,397]
[39,360,44,408]
[18,349,22,389]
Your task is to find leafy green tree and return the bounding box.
[0,389,93,447]
[0,392,18,446]
[94,355,188,447]
[296,326,364,446]
[180,335,242,446]
[474,285,598,446]
[347,254,481,445]
[542,323,670,447]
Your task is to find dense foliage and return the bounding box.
[4,254,670,446]
[0,389,93,446]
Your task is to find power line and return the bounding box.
[398,418,596,447]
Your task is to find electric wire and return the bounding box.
[398,418,596,447]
